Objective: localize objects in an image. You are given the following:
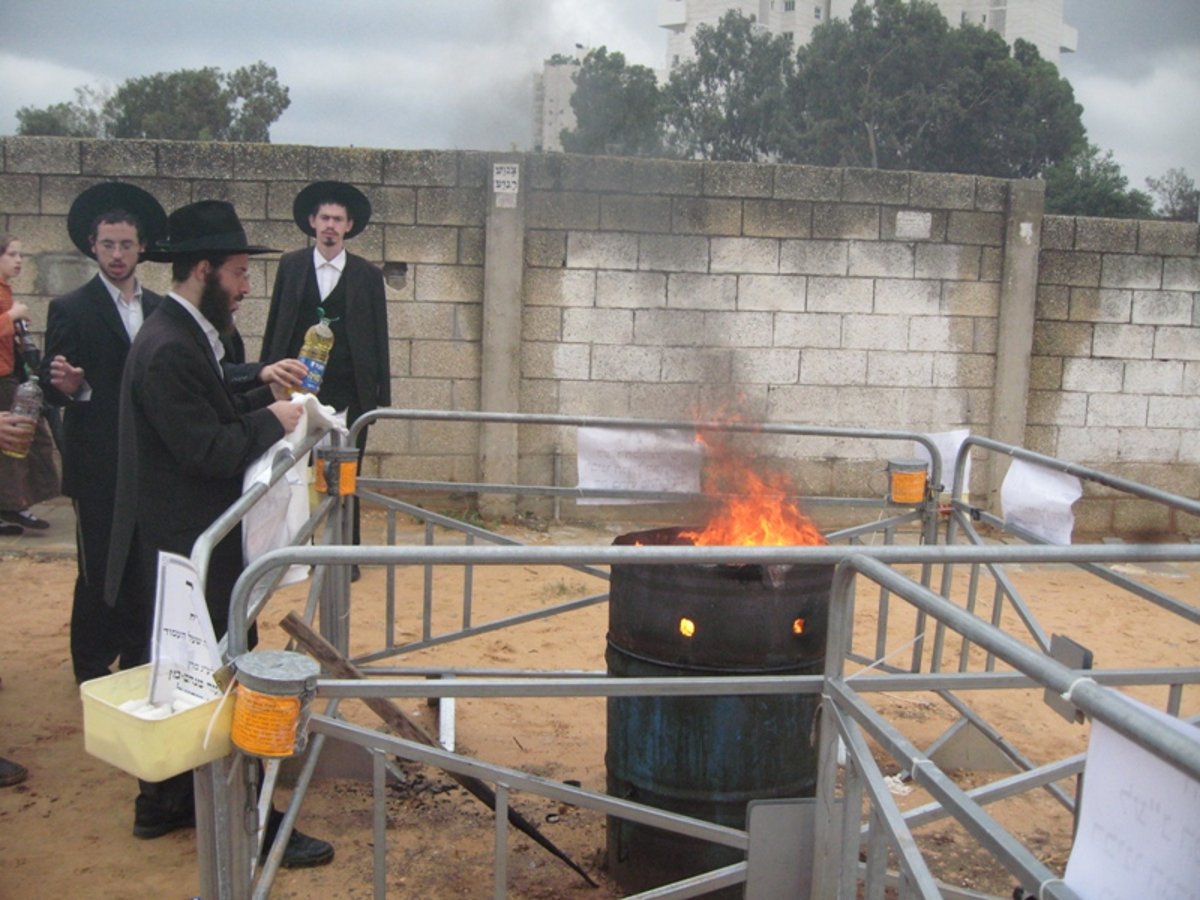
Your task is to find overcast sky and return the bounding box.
[2,1,1197,194]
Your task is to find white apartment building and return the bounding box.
[659,0,1077,67]
[532,59,581,152]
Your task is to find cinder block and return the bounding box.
[844,314,909,349]
[193,180,269,218]
[82,140,157,177]
[382,150,459,186]
[1069,287,1131,323]
[731,348,799,384]
[1148,395,1200,427]
[1163,257,1200,291]
[521,341,591,380]
[1153,326,1200,361]
[1075,218,1138,253]
[1132,290,1192,325]
[946,211,1003,246]
[1039,250,1101,286]
[975,178,1008,212]
[780,239,848,276]
[382,225,458,264]
[807,276,873,313]
[635,308,705,346]
[702,310,773,347]
[601,194,673,233]
[1032,321,1093,356]
[159,142,235,178]
[710,237,779,273]
[567,231,639,270]
[942,281,999,316]
[848,241,914,278]
[672,196,742,235]
[1125,360,1183,394]
[521,306,561,341]
[536,154,699,195]
[1040,215,1075,250]
[881,208,946,242]
[414,263,483,303]
[774,164,842,201]
[628,382,703,418]
[394,303,455,340]
[411,339,480,378]
[799,348,867,385]
[309,146,384,183]
[909,172,975,210]
[980,247,1004,281]
[666,272,737,310]
[842,168,909,205]
[1062,358,1123,392]
[703,161,773,198]
[1027,390,1086,426]
[1036,284,1070,320]
[523,269,595,307]
[639,233,709,273]
[4,137,80,174]
[562,307,633,343]
[591,344,662,381]
[812,204,879,240]
[743,199,812,238]
[661,347,732,383]
[1029,356,1063,390]
[737,274,806,311]
[867,350,933,386]
[390,377,452,411]
[527,191,599,230]
[1101,254,1162,289]
[459,228,484,265]
[915,244,980,280]
[525,230,566,267]
[1093,323,1155,359]
[8,214,72,255]
[1086,394,1147,427]
[933,353,995,388]
[909,316,973,352]
[773,312,841,348]
[0,174,39,213]
[233,143,310,180]
[1113,497,1175,533]
[597,271,667,308]
[417,188,485,226]
[1138,220,1198,256]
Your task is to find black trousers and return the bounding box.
[71,497,145,683]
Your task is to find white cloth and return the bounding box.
[242,395,347,585]
[312,246,346,301]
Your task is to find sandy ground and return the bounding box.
[1,512,1198,899]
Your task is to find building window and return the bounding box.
[814,6,822,19]
[784,1,795,10]
[783,31,794,41]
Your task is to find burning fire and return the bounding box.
[679,432,826,547]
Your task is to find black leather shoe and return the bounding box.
[0,523,23,537]
[133,806,195,839]
[1,510,49,530]
[0,757,28,787]
[279,828,335,868]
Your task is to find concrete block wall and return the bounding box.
[1034,215,1200,535]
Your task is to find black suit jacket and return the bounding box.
[105,296,284,617]
[41,275,163,500]
[260,248,390,418]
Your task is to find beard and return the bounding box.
[199,267,235,336]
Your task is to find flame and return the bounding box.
[679,431,826,547]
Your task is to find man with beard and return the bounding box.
[105,200,332,867]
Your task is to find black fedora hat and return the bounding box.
[292,180,371,239]
[144,200,279,262]
[67,182,168,259]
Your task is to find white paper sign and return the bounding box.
[149,552,224,706]
[913,429,971,499]
[1001,459,1081,544]
[576,427,701,505]
[1064,697,1200,899]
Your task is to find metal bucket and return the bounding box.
[605,526,832,896]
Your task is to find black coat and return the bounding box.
[260,248,390,418]
[41,275,163,500]
[105,296,284,631]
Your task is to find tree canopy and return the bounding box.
[1145,168,1199,222]
[16,62,290,142]
[561,48,662,157]
[1043,143,1154,218]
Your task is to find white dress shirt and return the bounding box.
[312,246,346,301]
[99,271,145,340]
[168,292,225,374]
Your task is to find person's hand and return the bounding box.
[49,355,86,396]
[259,359,307,392]
[6,301,30,323]
[268,399,304,434]
[0,412,36,456]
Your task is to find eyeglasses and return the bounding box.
[96,240,139,253]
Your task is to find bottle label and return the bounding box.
[298,355,326,394]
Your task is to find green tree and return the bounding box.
[1043,143,1154,218]
[660,11,794,161]
[560,47,662,156]
[16,62,289,142]
[1145,168,1199,221]
[777,0,1085,177]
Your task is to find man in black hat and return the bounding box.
[261,180,391,555]
[42,183,169,684]
[104,200,332,867]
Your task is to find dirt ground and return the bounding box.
[1,514,1198,899]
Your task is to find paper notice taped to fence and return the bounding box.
[576,427,701,505]
[1001,459,1081,544]
[148,552,223,706]
[1064,697,1200,898]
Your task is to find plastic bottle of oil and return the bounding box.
[291,307,334,397]
[3,376,42,459]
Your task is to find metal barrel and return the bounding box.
[605,526,832,896]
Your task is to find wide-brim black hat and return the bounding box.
[143,200,279,262]
[292,180,371,239]
[67,182,168,259]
